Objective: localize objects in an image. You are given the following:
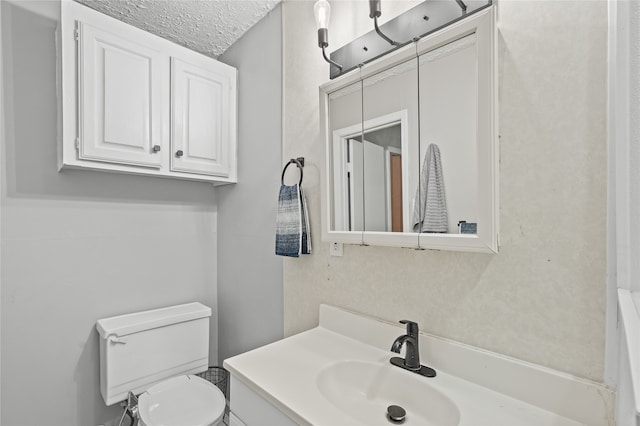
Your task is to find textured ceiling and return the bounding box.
[75,0,281,58]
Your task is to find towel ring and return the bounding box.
[281,157,304,186]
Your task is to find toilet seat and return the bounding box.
[137,375,226,426]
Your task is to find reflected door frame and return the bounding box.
[331,110,410,232]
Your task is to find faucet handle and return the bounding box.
[399,320,419,337]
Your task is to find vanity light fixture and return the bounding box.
[314,0,343,71]
[322,0,491,80]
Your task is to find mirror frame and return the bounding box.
[320,7,498,253]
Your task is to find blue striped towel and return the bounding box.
[275,184,312,257]
[412,143,448,233]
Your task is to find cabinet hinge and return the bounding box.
[74,29,79,41]
[75,138,80,150]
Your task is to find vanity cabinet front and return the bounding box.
[228,374,297,426]
[58,1,237,184]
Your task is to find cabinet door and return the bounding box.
[171,57,234,177]
[77,21,163,168]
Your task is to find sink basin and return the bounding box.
[317,360,460,425]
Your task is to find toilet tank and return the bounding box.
[96,302,212,405]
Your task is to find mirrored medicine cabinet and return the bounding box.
[320,7,498,253]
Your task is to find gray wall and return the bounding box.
[217,5,283,363]
[1,2,218,425]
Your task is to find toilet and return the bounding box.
[96,302,226,426]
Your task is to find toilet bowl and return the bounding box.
[96,303,225,426]
[137,375,226,426]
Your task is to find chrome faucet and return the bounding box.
[390,320,436,377]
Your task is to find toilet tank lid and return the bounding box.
[96,302,212,339]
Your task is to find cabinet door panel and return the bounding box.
[171,58,231,177]
[78,21,162,168]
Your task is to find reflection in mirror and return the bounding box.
[328,80,363,233]
[417,33,478,236]
[335,118,405,232]
[351,124,402,231]
[361,57,418,233]
[329,57,418,233]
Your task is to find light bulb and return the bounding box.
[313,0,342,70]
[314,0,331,30]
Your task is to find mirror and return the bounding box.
[328,58,418,234]
[416,33,478,236]
[320,8,497,252]
[361,58,418,233]
[327,79,364,238]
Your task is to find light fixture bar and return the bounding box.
[327,0,491,79]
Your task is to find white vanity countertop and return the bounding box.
[224,305,613,426]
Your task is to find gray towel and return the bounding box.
[275,184,311,257]
[412,144,448,233]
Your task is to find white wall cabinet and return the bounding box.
[58,1,237,184]
[77,21,163,169]
[171,57,233,177]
